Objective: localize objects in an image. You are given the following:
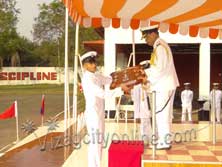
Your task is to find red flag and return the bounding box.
[40,95,45,115]
[0,102,15,120]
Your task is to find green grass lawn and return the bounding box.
[0,84,85,148]
[0,84,85,115]
[0,84,65,95]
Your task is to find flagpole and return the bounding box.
[64,6,69,136]
[41,115,44,126]
[41,95,45,126]
[15,101,19,143]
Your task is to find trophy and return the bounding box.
[110,61,150,90]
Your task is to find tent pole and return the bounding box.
[132,30,136,66]
[64,7,69,136]
[73,24,79,135]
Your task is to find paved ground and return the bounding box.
[143,141,222,163]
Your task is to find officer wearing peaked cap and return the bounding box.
[81,51,110,167]
[140,24,179,149]
[141,25,159,40]
[213,82,220,87]
[131,80,151,143]
[81,51,128,167]
[80,51,97,64]
[181,83,193,122]
[210,83,222,123]
[130,60,152,142]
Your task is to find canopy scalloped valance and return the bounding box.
[62,0,222,39]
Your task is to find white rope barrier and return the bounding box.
[173,109,202,115]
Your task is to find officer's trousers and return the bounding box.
[182,105,192,121]
[85,111,104,167]
[155,90,175,147]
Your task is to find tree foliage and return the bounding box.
[33,0,102,67]
[33,0,66,43]
[0,0,19,33]
[0,0,103,67]
[0,0,20,62]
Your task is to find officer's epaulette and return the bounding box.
[155,41,170,57]
[155,41,161,48]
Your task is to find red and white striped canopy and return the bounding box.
[62,0,222,39]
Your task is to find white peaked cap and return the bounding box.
[141,25,159,39]
[140,25,159,32]
[80,51,97,62]
[184,82,191,86]
[139,60,150,65]
[212,83,219,86]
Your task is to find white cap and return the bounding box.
[213,83,219,86]
[80,51,97,62]
[139,60,150,65]
[140,25,159,32]
[184,82,191,86]
[141,25,159,39]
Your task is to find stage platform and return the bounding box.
[63,121,222,167]
[0,121,222,167]
[142,141,222,167]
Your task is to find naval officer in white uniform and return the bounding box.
[141,25,179,149]
[81,51,128,167]
[210,83,222,123]
[181,83,193,122]
[131,83,152,142]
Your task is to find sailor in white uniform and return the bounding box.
[181,83,193,122]
[141,25,180,149]
[210,83,222,123]
[131,83,151,142]
[81,51,127,167]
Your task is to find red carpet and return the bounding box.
[108,140,144,167]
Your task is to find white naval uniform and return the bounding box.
[82,70,117,167]
[210,89,222,123]
[131,84,151,141]
[181,89,193,121]
[144,38,179,148]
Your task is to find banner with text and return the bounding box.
[0,67,75,85]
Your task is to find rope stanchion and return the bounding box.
[151,91,156,159]
[195,123,211,132]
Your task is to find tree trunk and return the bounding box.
[0,56,3,70]
[11,52,21,67]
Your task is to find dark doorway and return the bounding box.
[115,43,200,109]
[116,43,199,91]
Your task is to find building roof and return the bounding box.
[83,40,104,55]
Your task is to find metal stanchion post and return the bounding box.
[211,89,216,145]
[108,109,110,122]
[152,91,156,159]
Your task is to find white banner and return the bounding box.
[0,67,74,85]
